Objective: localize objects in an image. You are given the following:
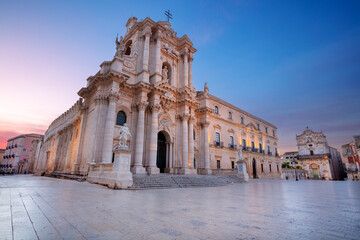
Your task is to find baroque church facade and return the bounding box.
[33,17,282,179]
[296,129,344,180]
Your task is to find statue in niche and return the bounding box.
[115,35,125,57]
[162,66,169,80]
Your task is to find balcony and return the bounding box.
[213,141,224,147]
[228,144,237,150]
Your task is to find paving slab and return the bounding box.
[0,175,359,240]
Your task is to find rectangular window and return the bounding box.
[259,143,262,152]
[216,132,220,144]
[241,117,244,124]
[261,164,264,173]
[269,164,272,172]
[268,146,270,154]
[217,160,221,169]
[215,106,219,114]
[229,112,232,119]
[251,141,255,151]
[230,136,234,147]
[257,124,260,130]
[273,130,275,137]
[265,127,268,133]
[231,161,235,169]
[23,148,26,152]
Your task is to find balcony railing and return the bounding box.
[228,144,237,150]
[213,141,224,147]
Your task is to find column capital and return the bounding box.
[180,113,191,121]
[107,92,120,102]
[189,52,194,61]
[201,121,210,128]
[150,104,161,113]
[94,94,108,105]
[181,47,189,57]
[136,101,148,111]
[189,116,196,124]
[142,27,152,37]
[154,30,162,40]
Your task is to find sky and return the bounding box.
[0,0,359,154]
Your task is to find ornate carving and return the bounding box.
[123,60,135,70]
[189,116,196,124]
[162,65,169,81]
[150,104,161,113]
[142,27,152,37]
[162,43,179,57]
[115,35,125,57]
[179,113,191,121]
[108,92,120,102]
[163,91,175,100]
[200,121,210,128]
[160,119,170,128]
[136,101,148,111]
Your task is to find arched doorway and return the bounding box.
[252,159,257,179]
[157,132,167,173]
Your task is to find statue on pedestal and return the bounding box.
[114,124,131,150]
[162,66,169,81]
[236,147,249,181]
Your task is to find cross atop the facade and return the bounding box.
[165,10,173,22]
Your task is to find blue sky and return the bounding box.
[0,0,359,152]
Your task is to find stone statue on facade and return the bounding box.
[204,82,209,94]
[162,66,169,80]
[115,35,125,57]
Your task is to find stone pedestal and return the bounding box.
[236,159,249,182]
[87,148,133,189]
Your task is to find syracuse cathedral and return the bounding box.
[32,17,282,188]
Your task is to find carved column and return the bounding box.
[131,102,147,174]
[183,48,189,87]
[200,121,212,174]
[142,28,152,72]
[101,92,119,163]
[188,117,195,168]
[147,104,161,174]
[189,53,193,87]
[154,30,162,83]
[181,114,190,169]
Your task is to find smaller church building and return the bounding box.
[296,129,344,180]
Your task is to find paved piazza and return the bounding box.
[0,176,359,240]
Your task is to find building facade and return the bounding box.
[296,128,344,180]
[33,17,281,179]
[3,134,43,174]
[0,149,5,165]
[341,136,360,180]
[280,151,299,166]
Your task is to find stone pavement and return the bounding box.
[0,175,359,240]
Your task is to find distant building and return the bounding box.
[0,149,5,165]
[280,151,299,166]
[296,128,344,180]
[341,136,360,180]
[3,134,43,174]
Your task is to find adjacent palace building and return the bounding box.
[33,17,282,179]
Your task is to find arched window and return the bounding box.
[116,111,127,126]
[162,62,171,85]
[125,40,132,55]
[215,106,219,114]
[241,117,244,124]
[228,112,232,119]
